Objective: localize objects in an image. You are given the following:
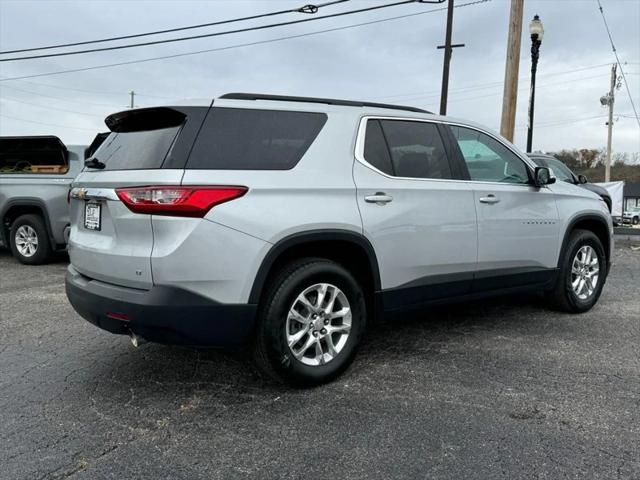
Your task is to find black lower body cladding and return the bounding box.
[65,267,256,346]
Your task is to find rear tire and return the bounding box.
[252,258,366,386]
[547,229,606,313]
[9,214,52,265]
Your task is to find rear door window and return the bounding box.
[376,120,452,179]
[186,108,327,170]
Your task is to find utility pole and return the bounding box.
[129,90,135,109]
[500,0,524,142]
[602,63,617,182]
[437,0,465,115]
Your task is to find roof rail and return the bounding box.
[219,93,432,114]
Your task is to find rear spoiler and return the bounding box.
[105,107,186,133]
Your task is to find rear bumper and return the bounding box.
[65,266,257,346]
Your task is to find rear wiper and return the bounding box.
[84,157,105,169]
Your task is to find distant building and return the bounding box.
[624,182,640,210]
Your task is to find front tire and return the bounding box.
[548,229,606,313]
[633,216,639,225]
[9,214,52,265]
[253,258,366,386]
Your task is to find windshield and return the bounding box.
[544,158,575,183]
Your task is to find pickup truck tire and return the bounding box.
[633,216,639,225]
[252,258,366,386]
[9,214,52,265]
[548,229,605,313]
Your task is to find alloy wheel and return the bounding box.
[15,225,38,258]
[571,245,599,300]
[286,283,352,366]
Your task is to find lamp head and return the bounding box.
[529,14,544,41]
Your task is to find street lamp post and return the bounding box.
[526,14,544,153]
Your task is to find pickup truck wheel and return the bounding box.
[633,216,639,225]
[252,258,366,386]
[548,229,606,313]
[9,214,52,265]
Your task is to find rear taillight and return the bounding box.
[115,186,247,217]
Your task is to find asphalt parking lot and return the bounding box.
[1,243,639,480]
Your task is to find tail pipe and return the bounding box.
[129,331,146,348]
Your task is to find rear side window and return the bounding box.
[187,108,327,170]
[363,120,394,175]
[362,119,452,179]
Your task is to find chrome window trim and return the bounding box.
[354,115,539,187]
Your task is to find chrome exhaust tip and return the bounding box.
[129,332,146,348]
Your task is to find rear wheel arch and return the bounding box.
[558,214,611,269]
[2,200,55,248]
[249,230,381,317]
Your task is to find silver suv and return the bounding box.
[66,93,613,385]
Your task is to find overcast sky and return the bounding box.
[0,0,639,155]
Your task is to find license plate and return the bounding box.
[84,202,101,231]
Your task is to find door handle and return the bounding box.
[365,192,393,205]
[479,194,500,204]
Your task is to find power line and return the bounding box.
[517,114,608,129]
[1,0,444,62]
[379,63,613,100]
[0,113,98,131]
[596,0,640,128]
[445,72,612,104]
[0,83,120,107]
[512,111,635,131]
[1,78,172,99]
[0,0,350,55]
[384,72,612,107]
[0,0,488,82]
[0,96,106,117]
[378,63,610,100]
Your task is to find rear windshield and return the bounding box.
[186,107,327,170]
[91,126,181,171]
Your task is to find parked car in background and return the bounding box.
[0,136,85,264]
[622,206,640,225]
[528,154,613,213]
[65,94,613,385]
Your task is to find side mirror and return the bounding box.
[534,166,556,186]
[578,174,588,184]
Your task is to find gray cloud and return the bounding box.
[0,0,638,154]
